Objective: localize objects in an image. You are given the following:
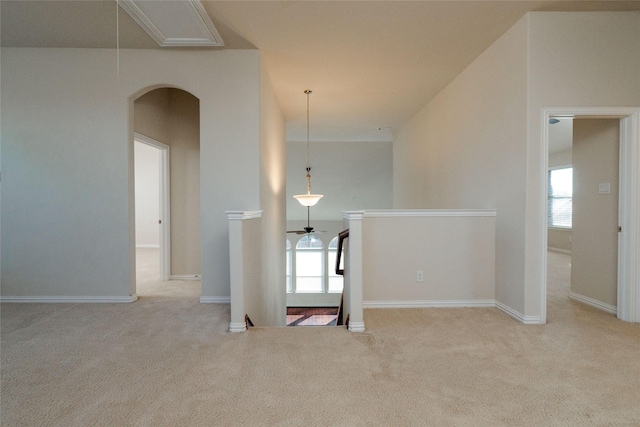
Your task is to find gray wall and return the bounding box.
[1,48,265,300]
[548,229,572,253]
[571,119,619,308]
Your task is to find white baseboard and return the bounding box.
[569,292,617,314]
[363,299,496,309]
[348,321,366,332]
[548,247,572,255]
[362,299,544,325]
[495,301,542,324]
[200,296,230,304]
[229,322,247,333]
[170,274,201,281]
[136,244,160,249]
[0,295,138,303]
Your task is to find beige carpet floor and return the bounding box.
[2,251,639,426]
[134,248,202,298]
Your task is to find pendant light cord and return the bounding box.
[116,0,120,77]
[306,90,311,169]
[305,89,312,194]
[293,89,322,206]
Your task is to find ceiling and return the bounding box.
[548,118,573,155]
[2,1,639,142]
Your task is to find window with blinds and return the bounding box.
[548,167,573,228]
[295,235,324,293]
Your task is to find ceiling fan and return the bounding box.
[287,206,325,235]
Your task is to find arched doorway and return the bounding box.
[132,87,201,298]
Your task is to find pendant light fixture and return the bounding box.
[293,90,324,207]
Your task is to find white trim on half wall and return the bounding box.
[200,296,231,304]
[364,300,496,309]
[170,274,201,281]
[0,296,138,303]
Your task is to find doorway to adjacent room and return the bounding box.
[541,108,640,324]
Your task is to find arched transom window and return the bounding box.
[287,234,344,294]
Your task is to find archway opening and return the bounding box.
[133,87,201,298]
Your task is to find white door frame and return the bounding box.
[540,107,640,323]
[135,133,171,281]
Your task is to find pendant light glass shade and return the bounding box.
[293,193,323,207]
[294,90,323,206]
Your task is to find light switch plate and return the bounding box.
[598,183,611,194]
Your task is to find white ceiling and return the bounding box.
[2,1,639,142]
[548,119,574,155]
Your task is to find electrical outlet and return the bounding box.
[416,270,424,282]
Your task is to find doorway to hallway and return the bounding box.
[546,118,619,321]
[132,87,202,298]
[134,135,176,296]
[542,108,640,324]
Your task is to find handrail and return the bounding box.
[245,314,254,328]
[335,229,349,327]
[335,229,349,275]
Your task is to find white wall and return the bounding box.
[1,48,262,300]
[134,141,160,247]
[394,11,639,322]
[259,59,287,326]
[287,140,392,222]
[362,212,495,306]
[394,17,528,315]
[525,11,640,319]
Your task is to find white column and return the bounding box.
[227,211,247,332]
[344,211,365,332]
[226,210,263,332]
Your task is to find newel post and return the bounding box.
[226,210,262,332]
